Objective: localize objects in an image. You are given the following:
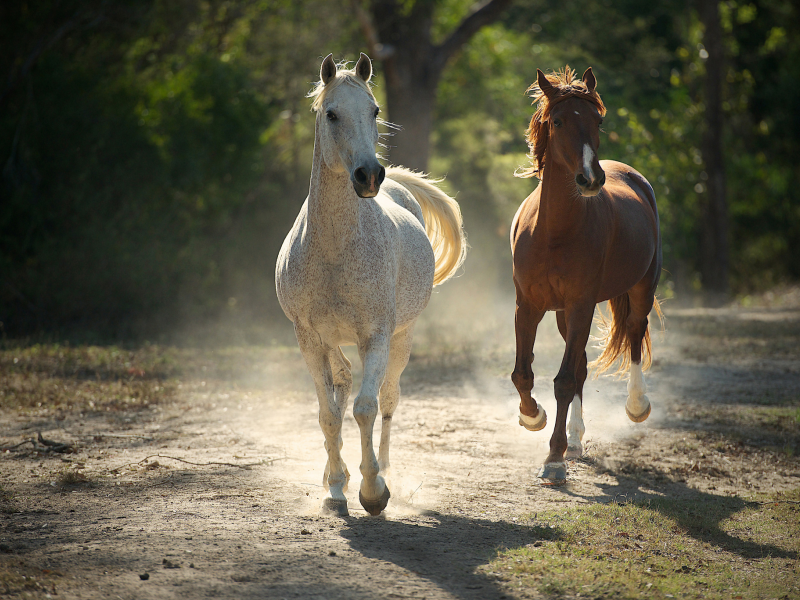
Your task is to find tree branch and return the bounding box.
[351,0,395,60]
[434,0,513,72]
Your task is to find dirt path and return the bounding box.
[1,299,799,599]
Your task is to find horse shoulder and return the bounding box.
[511,187,542,249]
[275,199,312,319]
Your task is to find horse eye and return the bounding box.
[326,110,337,121]
[374,107,380,118]
[553,118,563,128]
[599,118,604,126]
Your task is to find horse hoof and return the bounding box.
[626,402,651,423]
[359,487,391,516]
[519,408,547,432]
[321,497,349,517]
[538,461,567,483]
[565,443,582,459]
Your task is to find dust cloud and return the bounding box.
[230,263,670,515]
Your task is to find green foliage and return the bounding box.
[1,0,799,339]
[0,0,358,339]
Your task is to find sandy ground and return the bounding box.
[1,298,799,599]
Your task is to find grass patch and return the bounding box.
[0,343,179,412]
[0,559,61,597]
[0,485,16,514]
[55,467,91,487]
[0,342,306,413]
[484,490,800,599]
[680,403,800,457]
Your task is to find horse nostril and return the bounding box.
[575,173,589,187]
[598,173,606,187]
[354,167,368,184]
[377,166,385,185]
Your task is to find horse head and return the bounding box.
[313,53,385,198]
[525,67,607,197]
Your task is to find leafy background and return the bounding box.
[1,0,798,342]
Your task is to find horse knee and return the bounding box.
[353,394,378,427]
[512,369,533,394]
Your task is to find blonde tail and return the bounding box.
[589,295,664,377]
[386,166,467,285]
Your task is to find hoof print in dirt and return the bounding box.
[538,461,567,484]
[359,487,390,516]
[321,498,349,517]
[139,572,149,580]
[162,558,181,569]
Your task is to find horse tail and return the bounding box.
[386,166,467,286]
[589,294,663,376]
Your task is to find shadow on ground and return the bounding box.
[550,462,798,561]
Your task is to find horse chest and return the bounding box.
[280,239,398,341]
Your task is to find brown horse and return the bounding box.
[510,66,662,482]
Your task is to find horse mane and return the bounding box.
[308,62,376,112]
[517,66,607,179]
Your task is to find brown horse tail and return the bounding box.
[589,295,664,377]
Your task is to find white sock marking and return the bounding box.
[567,395,585,449]
[626,361,649,415]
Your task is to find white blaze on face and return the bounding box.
[583,143,594,182]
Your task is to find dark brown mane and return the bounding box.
[518,66,607,179]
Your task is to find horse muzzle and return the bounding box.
[575,169,606,197]
[352,163,386,198]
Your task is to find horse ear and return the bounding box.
[582,67,597,92]
[321,54,337,85]
[355,52,372,83]
[536,69,556,98]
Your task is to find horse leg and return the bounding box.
[512,296,547,431]
[556,310,587,459]
[295,326,349,516]
[626,286,655,422]
[324,347,353,492]
[377,325,413,478]
[354,329,392,516]
[540,302,595,481]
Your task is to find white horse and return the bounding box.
[275,53,466,517]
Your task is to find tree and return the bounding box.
[697,0,729,297]
[354,0,512,171]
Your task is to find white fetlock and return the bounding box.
[626,393,651,422]
[359,474,386,502]
[321,487,348,517]
[566,395,584,458]
[626,362,651,423]
[359,474,390,516]
[519,407,547,431]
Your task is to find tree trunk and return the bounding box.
[357,0,513,172]
[372,0,438,171]
[698,0,729,298]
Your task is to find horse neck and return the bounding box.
[538,158,586,240]
[307,118,360,256]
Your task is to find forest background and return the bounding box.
[1,0,798,343]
